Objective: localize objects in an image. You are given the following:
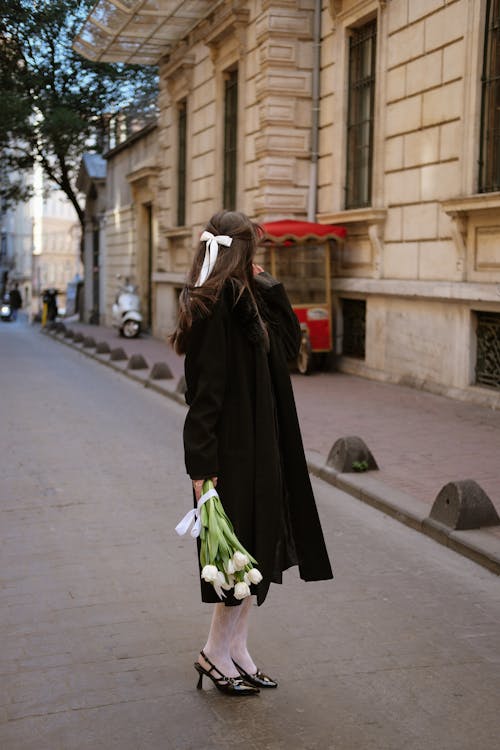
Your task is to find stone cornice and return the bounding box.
[441,194,500,215]
[331,277,500,304]
[328,0,387,23]
[126,165,161,185]
[194,3,249,62]
[319,207,387,224]
[161,46,195,81]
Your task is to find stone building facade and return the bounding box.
[1,164,81,316]
[78,125,159,329]
[75,0,500,405]
[103,124,159,331]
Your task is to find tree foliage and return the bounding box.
[0,0,158,226]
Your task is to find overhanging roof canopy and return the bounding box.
[74,0,218,65]
[260,220,347,245]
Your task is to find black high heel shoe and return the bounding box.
[232,660,278,688]
[194,651,260,696]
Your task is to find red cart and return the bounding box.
[259,219,346,374]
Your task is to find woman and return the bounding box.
[172,210,333,696]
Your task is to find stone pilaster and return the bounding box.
[253,2,314,219]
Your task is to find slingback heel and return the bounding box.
[194,651,260,696]
[232,660,278,689]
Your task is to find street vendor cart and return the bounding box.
[259,219,346,374]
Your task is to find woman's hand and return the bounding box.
[192,477,218,502]
[252,263,264,276]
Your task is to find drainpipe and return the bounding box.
[307,0,321,222]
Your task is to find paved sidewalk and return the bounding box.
[43,319,500,572]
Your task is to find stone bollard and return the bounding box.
[149,362,173,380]
[95,341,111,354]
[82,336,96,348]
[127,354,148,370]
[327,436,378,473]
[73,332,84,343]
[429,480,500,530]
[110,347,127,361]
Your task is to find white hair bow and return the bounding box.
[195,230,233,287]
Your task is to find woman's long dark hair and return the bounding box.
[170,210,265,354]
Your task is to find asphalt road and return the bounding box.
[1,320,499,750]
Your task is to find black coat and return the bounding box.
[183,272,333,605]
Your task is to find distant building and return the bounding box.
[77,122,159,328]
[74,0,500,404]
[1,162,81,314]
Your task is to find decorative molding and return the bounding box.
[442,194,500,214]
[197,5,249,64]
[330,277,500,304]
[319,207,387,225]
[256,9,313,43]
[161,47,195,82]
[163,51,195,99]
[446,212,467,279]
[126,165,161,185]
[442,195,500,279]
[368,222,384,279]
[320,208,386,277]
[164,227,192,239]
[328,0,387,23]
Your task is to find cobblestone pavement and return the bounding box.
[1,321,500,750]
[68,319,500,517]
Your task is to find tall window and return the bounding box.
[345,20,377,209]
[479,0,500,192]
[223,68,238,210]
[177,99,187,226]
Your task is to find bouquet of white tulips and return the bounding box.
[175,479,262,600]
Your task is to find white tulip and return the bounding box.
[232,551,249,571]
[225,559,235,574]
[234,582,251,600]
[243,572,250,585]
[215,571,226,586]
[247,567,263,584]
[201,564,218,582]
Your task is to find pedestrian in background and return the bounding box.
[171,210,333,696]
[9,283,22,321]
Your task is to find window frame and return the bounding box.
[345,19,377,210]
[223,67,238,211]
[176,98,187,227]
[479,0,500,193]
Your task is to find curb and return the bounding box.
[41,327,186,406]
[42,326,500,577]
[306,452,500,576]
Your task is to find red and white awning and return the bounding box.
[260,220,347,245]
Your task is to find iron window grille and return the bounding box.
[479,0,500,192]
[177,100,187,226]
[342,298,366,359]
[223,68,238,211]
[345,20,377,209]
[475,311,500,389]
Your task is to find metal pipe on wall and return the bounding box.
[307,0,322,222]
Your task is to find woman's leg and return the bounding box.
[199,603,241,678]
[230,596,257,675]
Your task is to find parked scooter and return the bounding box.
[1,295,13,322]
[112,276,142,338]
